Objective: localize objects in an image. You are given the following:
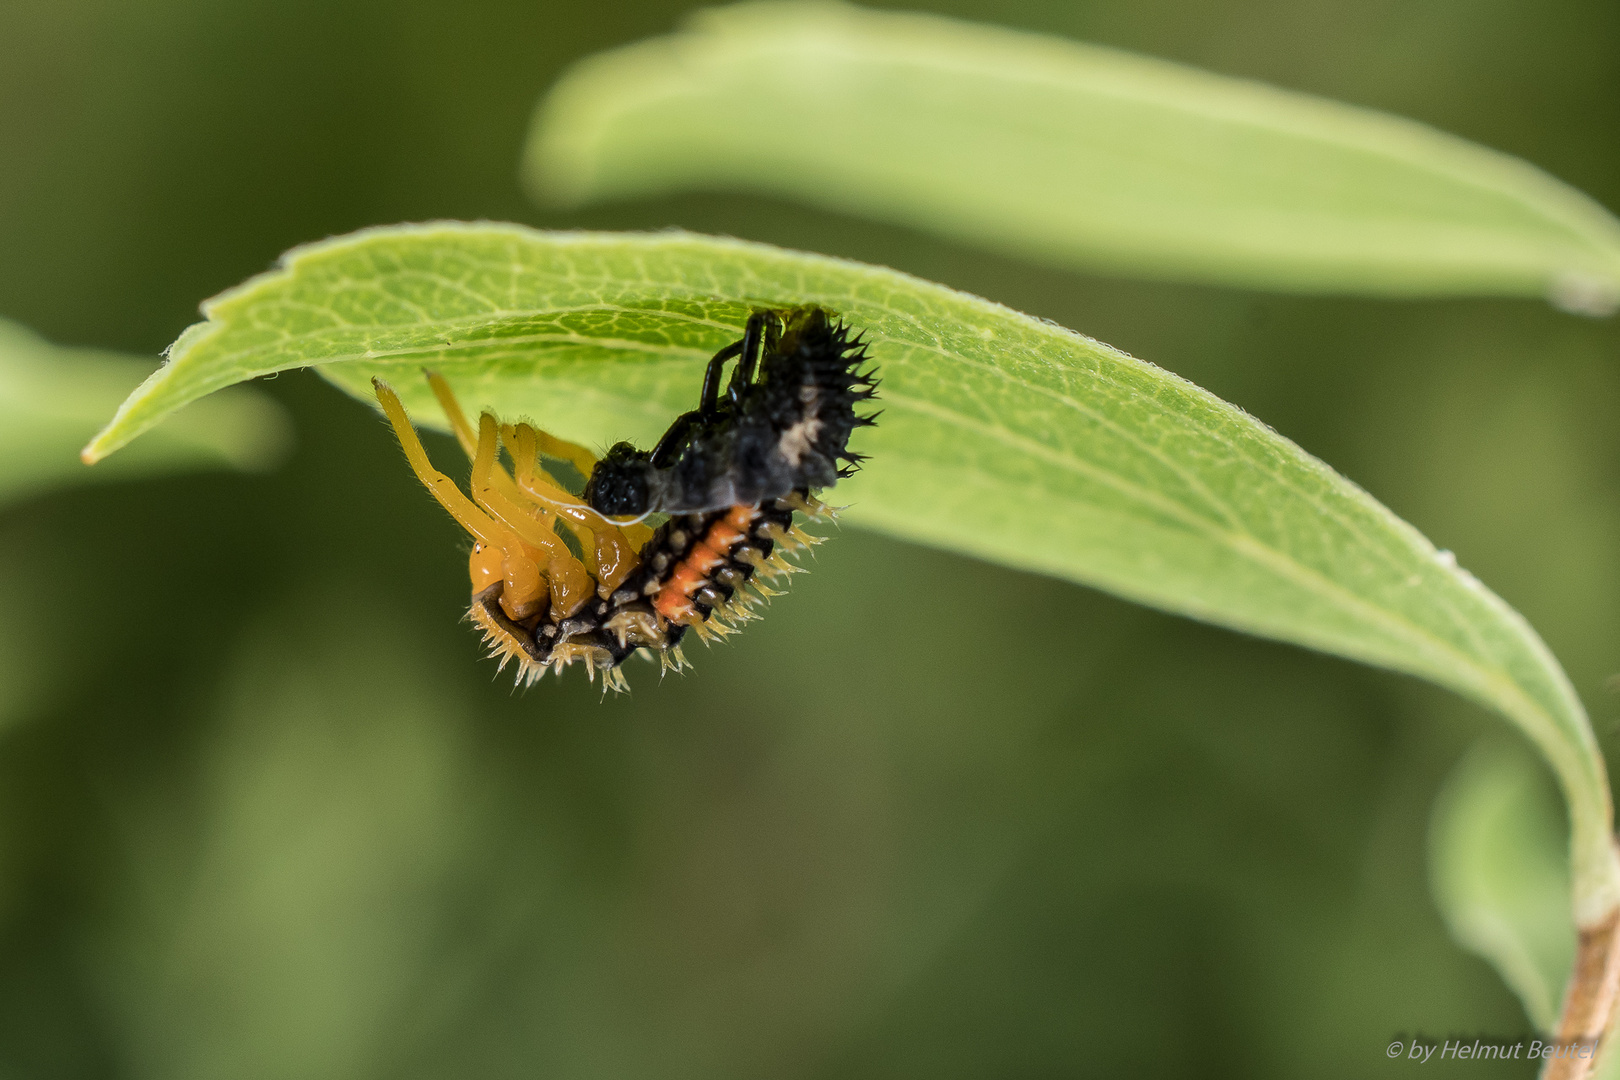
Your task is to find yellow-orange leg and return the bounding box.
[423,371,539,512]
[373,379,549,621]
[468,412,595,619]
[399,370,597,621]
[505,422,649,594]
[423,371,650,595]
[417,374,609,608]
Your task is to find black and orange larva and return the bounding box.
[373,306,877,690]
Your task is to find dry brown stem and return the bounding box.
[1545,907,1620,1080]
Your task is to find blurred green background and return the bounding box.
[2,0,1618,1076]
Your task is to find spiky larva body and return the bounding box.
[373,305,874,692]
[468,491,833,690]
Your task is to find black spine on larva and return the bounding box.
[583,307,878,516]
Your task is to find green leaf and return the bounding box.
[525,1,1620,314]
[0,318,291,506]
[84,222,1620,924]
[1431,739,1575,1032]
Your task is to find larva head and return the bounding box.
[583,441,656,517]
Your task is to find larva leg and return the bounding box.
[424,370,479,459]
[426,368,597,482]
[373,379,505,548]
[698,338,745,415]
[724,310,773,404]
[529,427,601,484]
[422,370,535,508]
[507,422,648,592]
[471,413,594,618]
[374,380,548,621]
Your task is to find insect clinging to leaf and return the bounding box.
[374,306,878,690]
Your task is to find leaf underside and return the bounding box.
[526,1,1620,313]
[84,222,1618,920]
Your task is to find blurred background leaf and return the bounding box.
[2,0,1618,1076]
[0,317,288,740]
[527,1,1620,313]
[0,317,290,507]
[1430,738,1574,1033]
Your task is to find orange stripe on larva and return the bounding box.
[654,588,696,622]
[654,554,708,621]
[670,559,709,593]
[684,541,727,580]
[652,515,746,622]
[704,520,744,550]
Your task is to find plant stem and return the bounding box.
[1548,850,1620,1080]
